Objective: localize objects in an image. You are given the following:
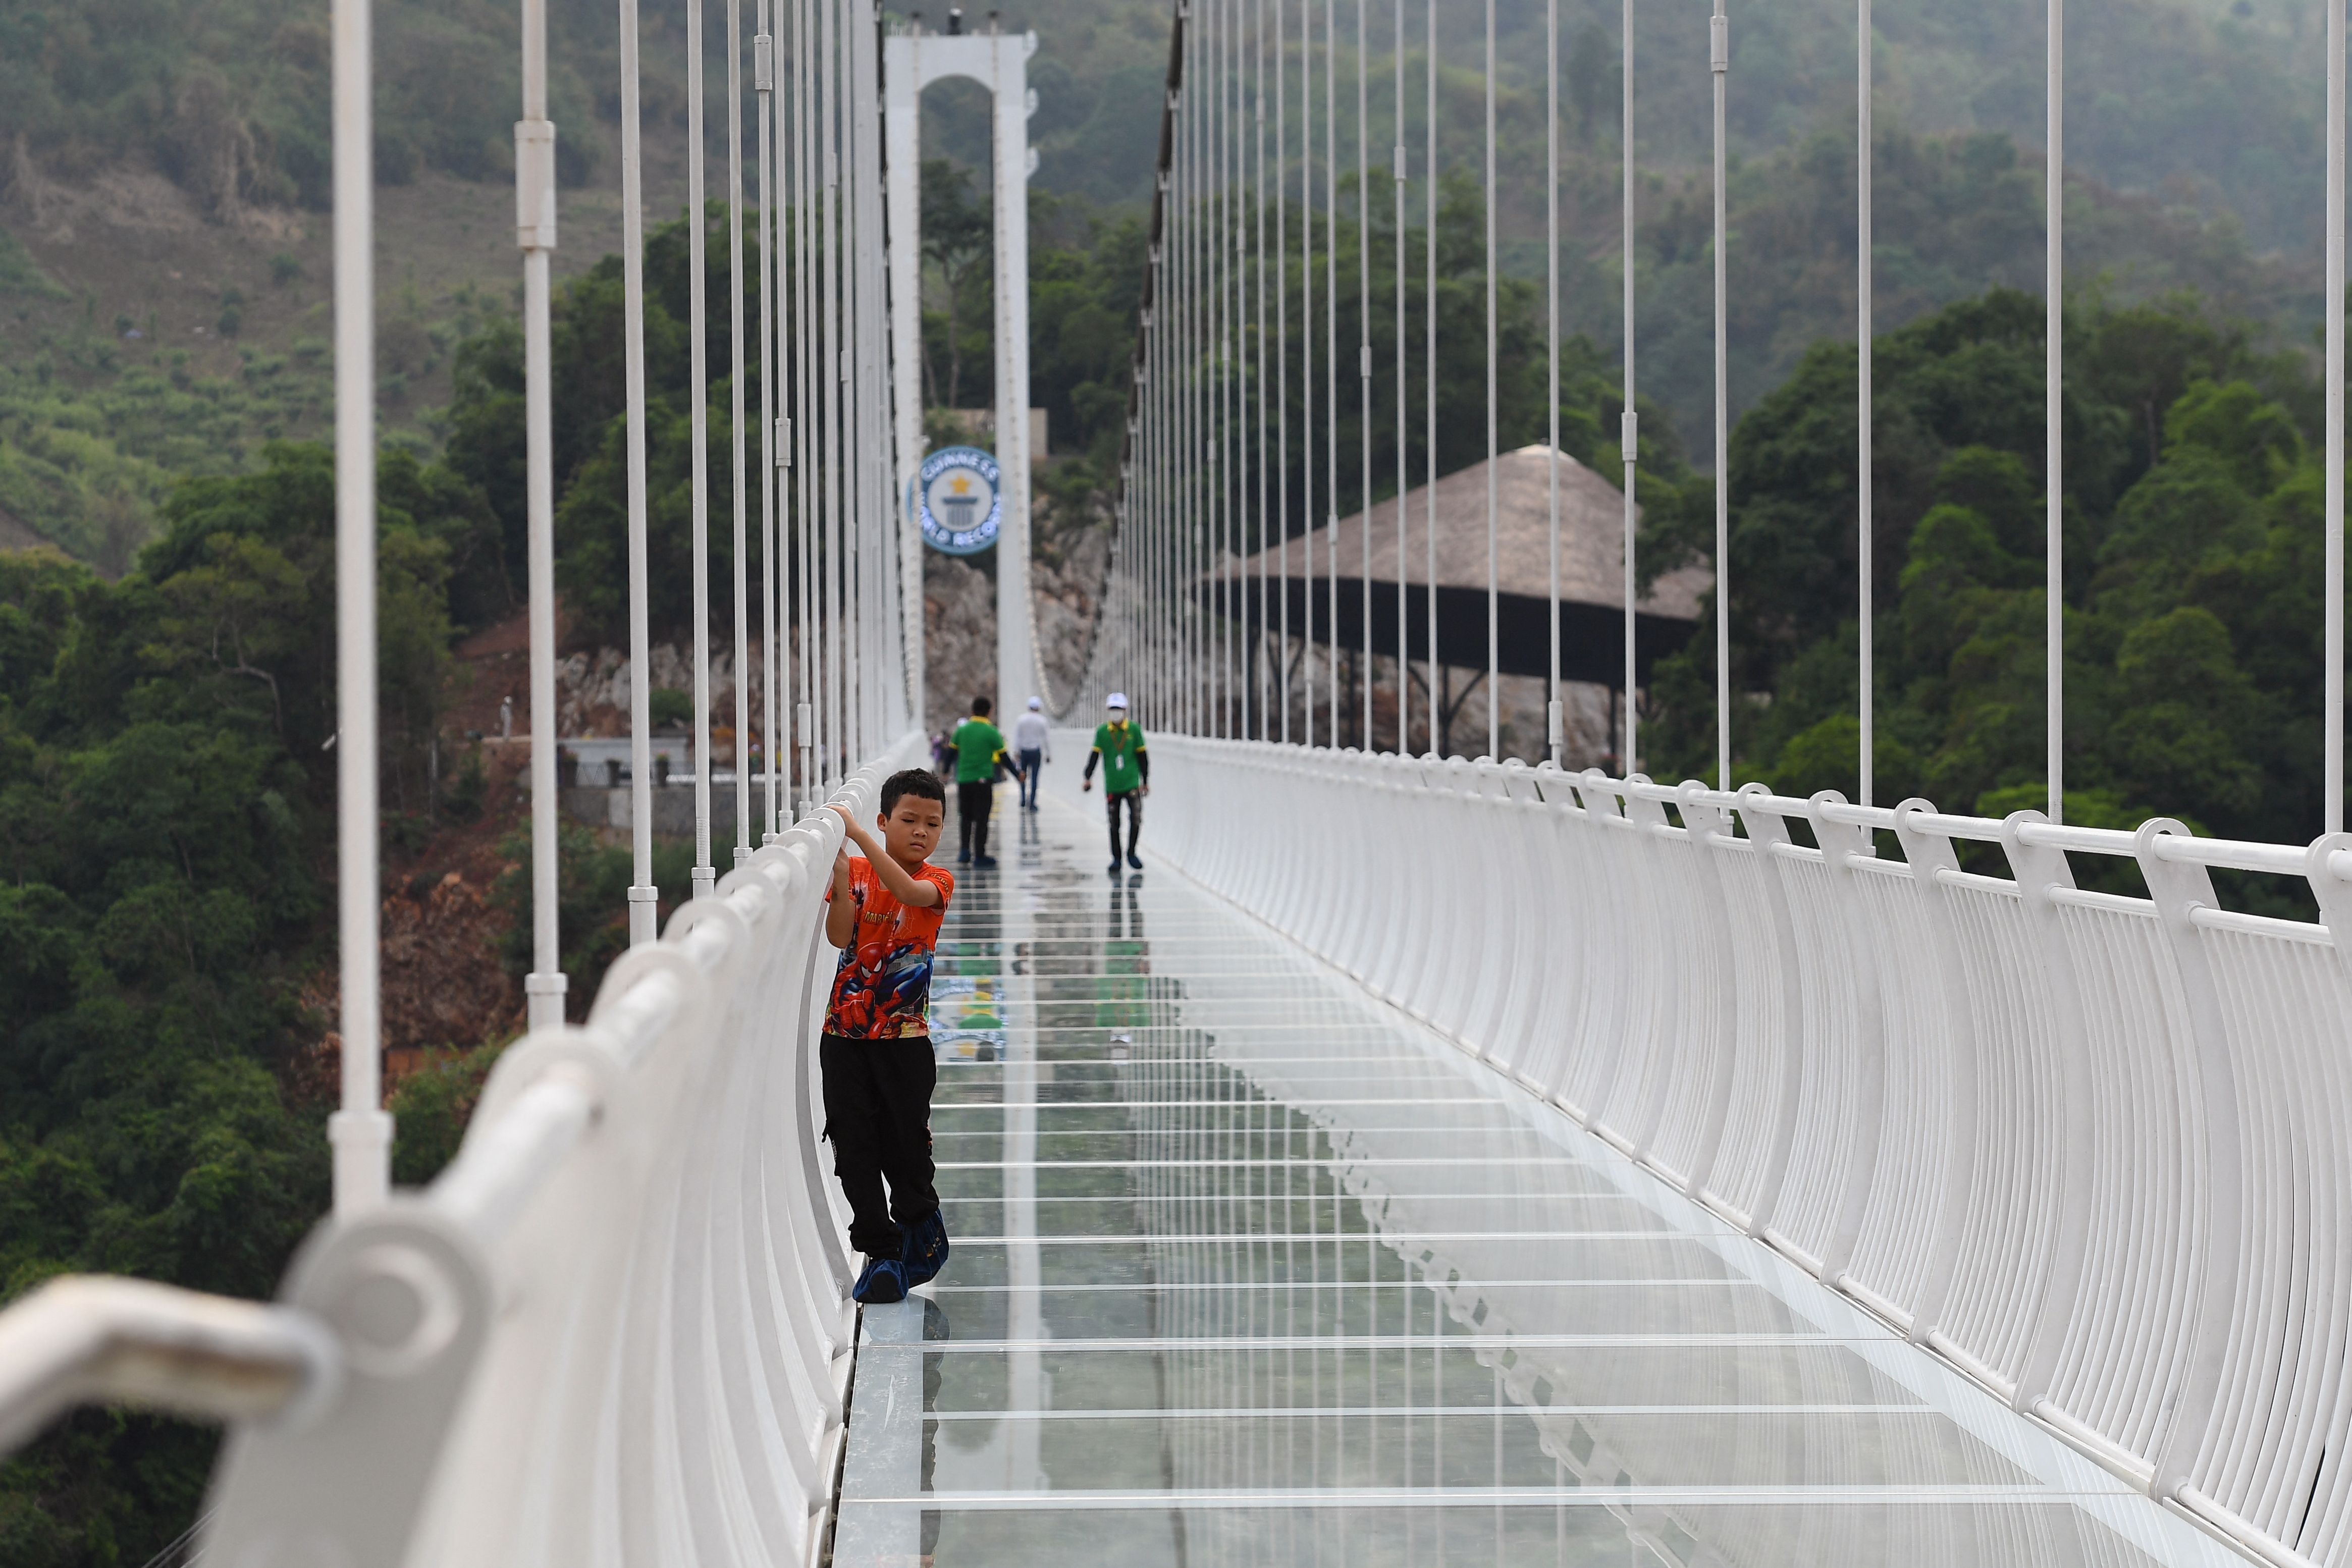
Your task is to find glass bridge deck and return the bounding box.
[829,792,2239,1567]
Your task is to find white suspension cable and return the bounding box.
[1484,0,1498,761]
[1393,0,1407,757]
[822,0,844,786]
[2046,0,2063,823]
[1277,0,1291,745]
[1223,0,1242,738]
[1358,0,1372,750]
[620,0,658,946]
[518,0,565,1031]
[795,0,816,813]
[1257,0,1271,743]
[688,0,716,900]
[2330,0,2345,835]
[1619,0,1636,775]
[756,0,779,841]
[1424,0,1435,756]
[1325,0,1340,742]
[1547,0,1562,768]
[1716,0,1731,791]
[1178,50,1192,735]
[1231,0,1245,742]
[330,0,389,1211]
[1856,0,1871,808]
[1301,0,1315,750]
[729,0,751,864]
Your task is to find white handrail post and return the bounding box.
[330,0,391,1215]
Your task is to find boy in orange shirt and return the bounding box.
[824,769,955,1304]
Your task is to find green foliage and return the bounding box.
[1645,287,2335,851]
[388,1044,505,1186]
[491,824,705,1021]
[0,438,493,1559]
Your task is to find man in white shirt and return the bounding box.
[1011,696,1050,812]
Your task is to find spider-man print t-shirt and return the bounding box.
[824,856,956,1039]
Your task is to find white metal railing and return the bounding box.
[0,737,918,1568]
[1144,733,2352,1568]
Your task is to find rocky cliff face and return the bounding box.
[921,484,1114,735]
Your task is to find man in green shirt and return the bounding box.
[947,696,1017,867]
[1082,692,1149,874]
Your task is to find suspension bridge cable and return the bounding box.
[756,0,778,839]
[1301,0,1315,749]
[2333,0,2346,835]
[1716,0,1731,791]
[1207,0,1223,737]
[2046,0,2062,822]
[1547,0,1562,768]
[1325,0,1340,742]
[822,0,843,788]
[1233,0,1247,741]
[619,0,657,945]
[1178,41,1192,734]
[1485,0,1498,761]
[730,0,751,862]
[519,0,563,1027]
[1232,0,1244,734]
[1857,0,1871,808]
[1619,0,1636,775]
[796,0,815,811]
[1277,0,1291,744]
[1190,33,1204,734]
[1393,0,1406,756]
[1424,0,1435,756]
[1235,0,1250,742]
[331,0,387,1208]
[1258,0,1271,742]
[688,0,715,898]
[1358,0,1372,750]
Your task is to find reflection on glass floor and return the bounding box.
[829,794,2240,1567]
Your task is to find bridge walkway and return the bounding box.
[829,787,2236,1567]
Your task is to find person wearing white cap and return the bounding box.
[1082,693,1148,874]
[1012,696,1050,813]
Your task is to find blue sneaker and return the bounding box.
[975,854,999,868]
[852,1255,908,1304]
[1126,852,1143,870]
[902,1210,951,1287]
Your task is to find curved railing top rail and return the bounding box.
[1184,734,2352,896]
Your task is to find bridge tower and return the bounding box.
[883,21,1040,726]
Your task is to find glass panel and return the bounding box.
[828,801,2221,1567]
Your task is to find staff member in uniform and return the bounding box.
[1082,693,1148,875]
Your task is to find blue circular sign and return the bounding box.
[914,446,1002,556]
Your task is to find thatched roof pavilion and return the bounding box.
[1209,444,1713,686]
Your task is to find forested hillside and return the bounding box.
[1640,287,2337,898]
[1,0,2342,572]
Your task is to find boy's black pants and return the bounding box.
[1106,788,1142,861]
[956,779,993,858]
[820,1035,939,1259]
